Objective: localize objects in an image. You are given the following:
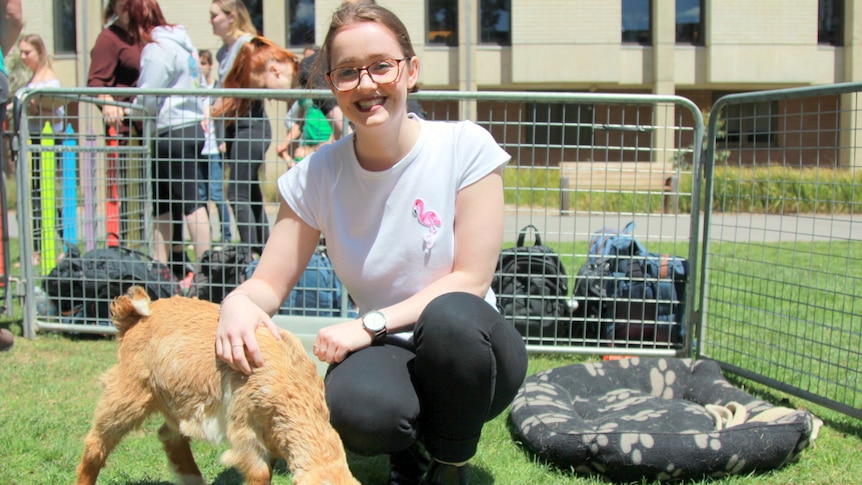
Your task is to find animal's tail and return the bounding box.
[110,286,152,337]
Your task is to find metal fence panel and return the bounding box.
[701,82,862,419]
[15,88,701,362]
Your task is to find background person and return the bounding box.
[199,48,232,243]
[17,33,65,267]
[126,0,211,272]
[87,0,142,136]
[0,0,23,351]
[276,53,337,166]
[215,3,527,485]
[209,0,270,256]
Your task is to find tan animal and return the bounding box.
[75,286,359,485]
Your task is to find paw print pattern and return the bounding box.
[649,363,677,400]
[620,432,656,465]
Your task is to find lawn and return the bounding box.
[2,334,861,485]
[1,237,860,484]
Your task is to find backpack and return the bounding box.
[492,225,569,342]
[189,245,254,303]
[572,222,688,348]
[244,245,356,318]
[43,244,180,325]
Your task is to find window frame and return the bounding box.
[288,0,315,48]
[675,0,704,45]
[719,100,780,147]
[622,0,652,46]
[818,0,844,46]
[53,0,77,55]
[479,0,511,46]
[427,0,458,47]
[525,102,594,149]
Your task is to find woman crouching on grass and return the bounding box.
[215,3,528,484]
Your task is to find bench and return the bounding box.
[558,161,679,214]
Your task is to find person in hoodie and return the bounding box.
[127,0,211,270]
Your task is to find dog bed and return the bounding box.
[509,358,821,482]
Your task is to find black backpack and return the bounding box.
[492,225,569,342]
[189,245,254,303]
[44,244,180,324]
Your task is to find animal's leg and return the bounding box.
[75,373,154,485]
[222,420,273,485]
[157,423,207,485]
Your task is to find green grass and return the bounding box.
[1,334,860,484]
[1,237,860,483]
[503,166,862,215]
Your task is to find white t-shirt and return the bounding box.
[26,78,65,136]
[278,115,509,324]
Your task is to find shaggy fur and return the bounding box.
[75,286,359,485]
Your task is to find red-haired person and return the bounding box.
[209,0,270,256]
[215,3,527,484]
[126,0,211,275]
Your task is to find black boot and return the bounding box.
[389,443,430,485]
[420,459,467,485]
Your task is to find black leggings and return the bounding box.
[225,111,271,255]
[324,292,528,463]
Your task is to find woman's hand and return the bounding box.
[101,104,125,127]
[215,292,282,374]
[312,319,373,364]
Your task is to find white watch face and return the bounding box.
[363,311,386,332]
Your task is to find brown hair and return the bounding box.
[20,34,52,71]
[125,0,172,44]
[102,0,119,26]
[212,0,259,37]
[214,36,299,124]
[317,2,417,92]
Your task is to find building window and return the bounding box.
[525,102,593,148]
[53,0,77,54]
[480,0,510,46]
[676,0,703,45]
[818,0,843,46]
[721,100,779,146]
[245,0,264,35]
[289,0,315,47]
[428,0,458,46]
[622,0,651,45]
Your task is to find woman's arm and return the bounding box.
[215,199,321,374]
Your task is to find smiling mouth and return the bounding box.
[356,97,386,111]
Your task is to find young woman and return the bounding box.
[87,0,142,136]
[18,33,65,267]
[209,0,270,255]
[215,3,528,485]
[126,0,211,269]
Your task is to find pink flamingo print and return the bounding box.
[413,198,442,249]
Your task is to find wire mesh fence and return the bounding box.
[14,88,701,362]
[700,82,862,419]
[17,85,860,417]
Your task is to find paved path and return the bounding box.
[7,209,861,244]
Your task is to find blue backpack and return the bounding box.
[245,246,356,318]
[573,222,687,348]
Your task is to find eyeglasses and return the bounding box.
[326,57,410,92]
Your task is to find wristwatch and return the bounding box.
[361,310,388,344]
